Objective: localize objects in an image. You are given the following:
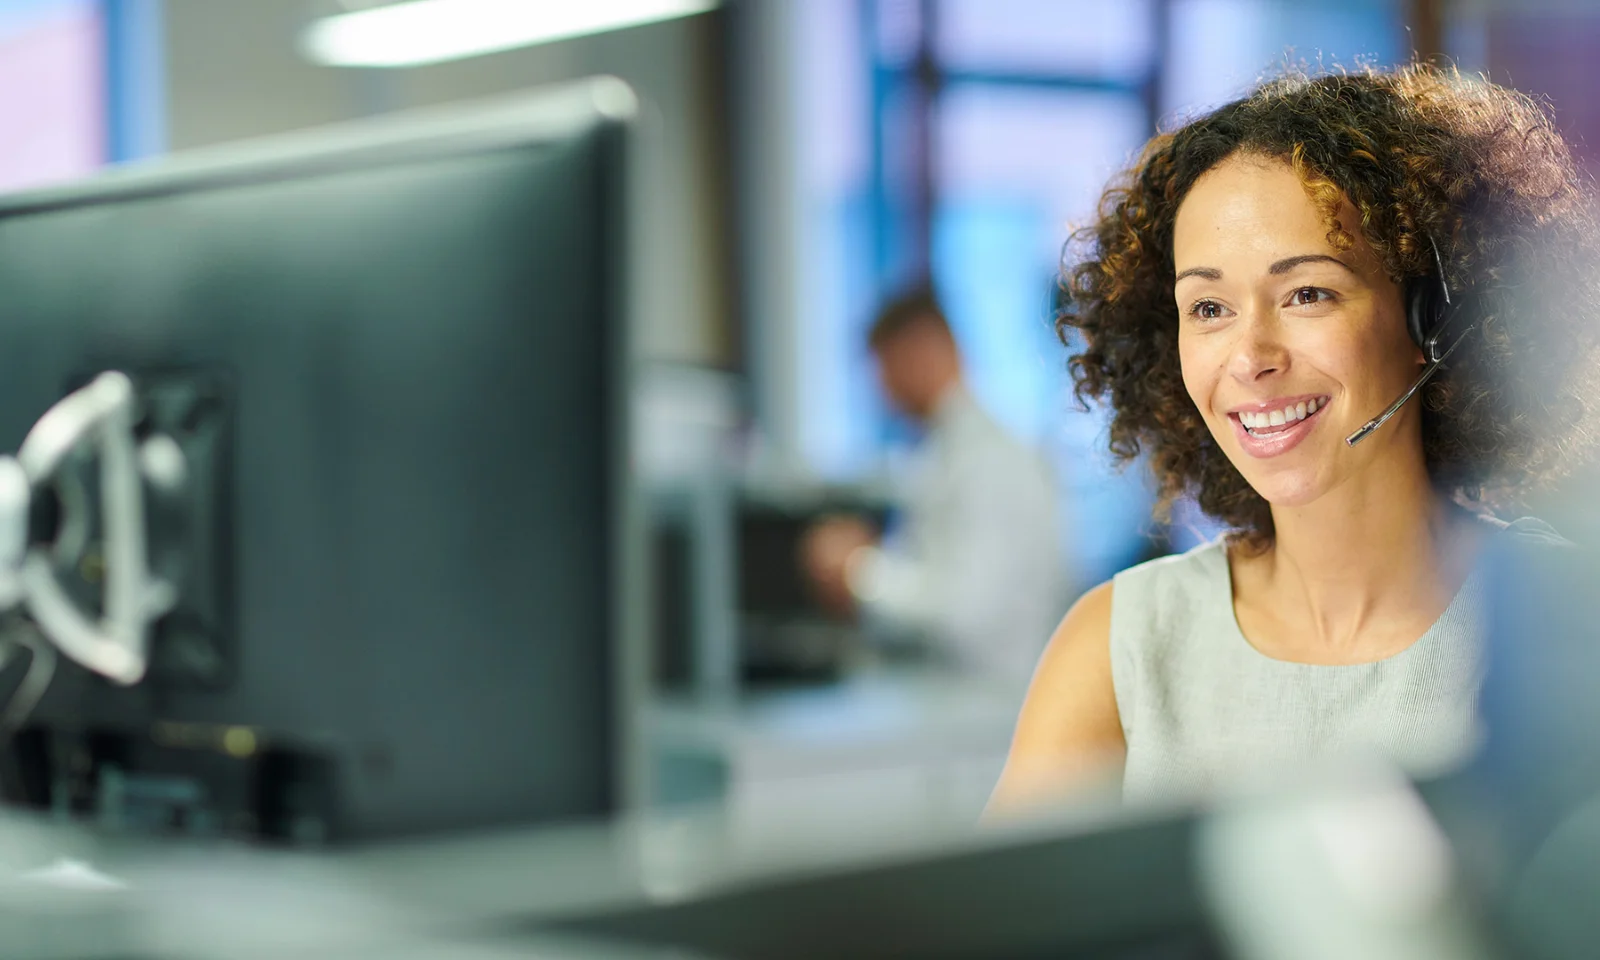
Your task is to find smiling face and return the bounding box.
[1172,153,1422,509]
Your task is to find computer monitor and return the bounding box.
[735,494,893,684]
[0,78,645,843]
[547,811,1217,959]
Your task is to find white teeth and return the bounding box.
[1240,398,1326,433]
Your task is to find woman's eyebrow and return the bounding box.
[1174,266,1221,283]
[1268,254,1356,275]
[1174,255,1356,285]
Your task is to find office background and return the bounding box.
[12,0,1588,585]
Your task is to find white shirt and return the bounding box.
[849,386,1066,686]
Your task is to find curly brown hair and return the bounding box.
[1062,63,1600,545]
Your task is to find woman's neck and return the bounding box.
[1240,457,1481,662]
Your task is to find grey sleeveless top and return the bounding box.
[1110,519,1559,803]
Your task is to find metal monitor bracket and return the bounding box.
[0,372,178,685]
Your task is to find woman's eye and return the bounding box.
[1291,287,1331,306]
[1192,300,1225,320]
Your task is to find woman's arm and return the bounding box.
[985,581,1125,817]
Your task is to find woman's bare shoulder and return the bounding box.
[986,582,1122,815]
[1025,581,1116,720]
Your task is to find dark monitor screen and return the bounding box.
[0,80,640,843]
[738,505,822,619]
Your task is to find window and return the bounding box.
[1163,0,1404,122]
[0,0,105,192]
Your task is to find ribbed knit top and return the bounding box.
[1110,519,1559,802]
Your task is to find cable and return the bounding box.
[0,619,56,739]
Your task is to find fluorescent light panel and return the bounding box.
[302,0,719,68]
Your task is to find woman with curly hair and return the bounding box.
[990,64,1600,809]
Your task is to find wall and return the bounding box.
[161,0,732,366]
[1480,0,1600,179]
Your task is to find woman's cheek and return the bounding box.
[1178,340,1225,414]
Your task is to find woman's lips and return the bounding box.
[1228,396,1330,459]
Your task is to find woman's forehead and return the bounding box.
[1172,154,1374,270]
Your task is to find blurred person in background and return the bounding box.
[990,63,1600,812]
[801,288,1065,688]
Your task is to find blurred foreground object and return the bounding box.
[1462,518,1600,960]
[0,762,1530,959]
[0,76,647,843]
[1199,767,1492,960]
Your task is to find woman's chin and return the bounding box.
[1242,470,1329,510]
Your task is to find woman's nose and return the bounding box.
[1227,313,1290,384]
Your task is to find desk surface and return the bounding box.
[0,670,1032,959]
[646,668,1025,821]
[0,772,1145,959]
[0,767,1498,960]
[649,668,1025,751]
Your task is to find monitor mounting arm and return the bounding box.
[0,372,178,685]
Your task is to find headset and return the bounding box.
[1346,239,1477,446]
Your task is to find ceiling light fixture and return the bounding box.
[301,0,719,68]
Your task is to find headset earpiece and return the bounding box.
[1346,238,1470,446]
[1406,239,1456,365]
[1406,274,1449,361]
